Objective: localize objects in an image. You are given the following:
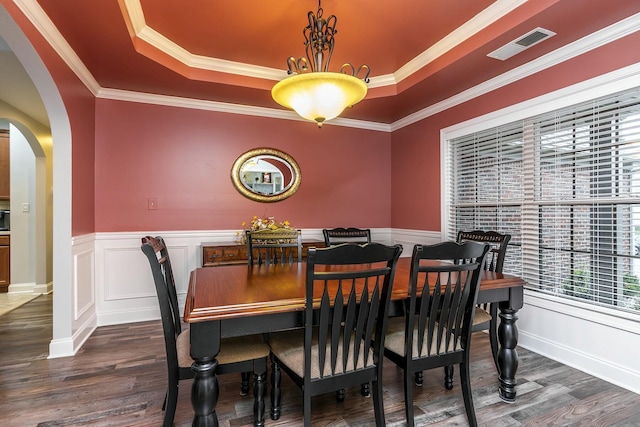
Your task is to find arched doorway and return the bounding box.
[0,4,73,357]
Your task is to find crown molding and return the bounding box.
[15,0,640,132]
[121,0,286,81]
[394,0,527,82]
[97,87,391,132]
[14,0,101,96]
[135,22,286,81]
[391,12,640,131]
[442,62,640,141]
[121,0,525,86]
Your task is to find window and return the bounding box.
[445,87,640,314]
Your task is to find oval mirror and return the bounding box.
[231,148,301,202]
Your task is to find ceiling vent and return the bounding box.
[487,27,556,61]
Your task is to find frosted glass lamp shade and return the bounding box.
[271,72,367,127]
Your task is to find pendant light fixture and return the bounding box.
[271,0,370,128]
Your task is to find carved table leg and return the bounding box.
[190,321,221,426]
[191,357,219,426]
[497,304,519,402]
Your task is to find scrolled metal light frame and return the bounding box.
[271,0,370,127]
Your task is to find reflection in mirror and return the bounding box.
[231,148,301,202]
[240,156,290,195]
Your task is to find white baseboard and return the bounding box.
[8,282,37,294]
[96,307,160,327]
[49,319,96,359]
[518,291,640,395]
[33,281,53,294]
[48,337,76,358]
[49,313,97,359]
[519,331,640,395]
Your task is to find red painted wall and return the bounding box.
[391,31,640,231]
[5,0,640,236]
[95,99,391,231]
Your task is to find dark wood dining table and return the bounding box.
[184,256,525,426]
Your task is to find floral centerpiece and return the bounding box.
[246,216,292,231]
[236,216,294,243]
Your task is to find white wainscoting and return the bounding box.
[91,227,415,326]
[83,228,640,394]
[52,234,98,359]
[95,230,237,326]
[92,228,393,326]
[518,290,640,395]
[391,228,443,256]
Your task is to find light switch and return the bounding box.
[148,198,157,210]
[22,202,30,212]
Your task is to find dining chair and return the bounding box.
[436,230,512,388]
[244,228,304,398]
[323,227,374,407]
[268,242,403,426]
[246,228,303,265]
[322,227,372,246]
[141,236,270,427]
[383,241,490,427]
[322,227,375,400]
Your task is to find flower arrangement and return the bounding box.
[245,216,292,231]
[236,216,293,243]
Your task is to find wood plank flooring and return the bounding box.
[1,294,639,426]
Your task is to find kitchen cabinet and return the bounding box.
[0,130,9,200]
[201,240,324,267]
[0,235,9,292]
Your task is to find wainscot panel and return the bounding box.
[518,290,640,395]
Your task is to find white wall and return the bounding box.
[9,125,34,287]
[7,123,50,295]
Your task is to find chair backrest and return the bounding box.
[304,242,403,379]
[322,227,372,246]
[456,230,511,273]
[404,241,490,359]
[246,228,303,265]
[141,236,181,373]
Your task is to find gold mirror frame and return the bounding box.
[231,148,301,202]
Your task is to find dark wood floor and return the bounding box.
[1,294,639,426]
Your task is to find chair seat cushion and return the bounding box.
[268,329,375,379]
[473,307,492,325]
[176,329,269,368]
[384,316,461,358]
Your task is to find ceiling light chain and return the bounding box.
[271,0,371,128]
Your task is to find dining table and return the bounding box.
[184,255,525,426]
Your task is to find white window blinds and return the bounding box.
[447,86,640,314]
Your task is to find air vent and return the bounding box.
[488,27,556,61]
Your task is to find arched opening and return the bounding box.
[0,4,73,357]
